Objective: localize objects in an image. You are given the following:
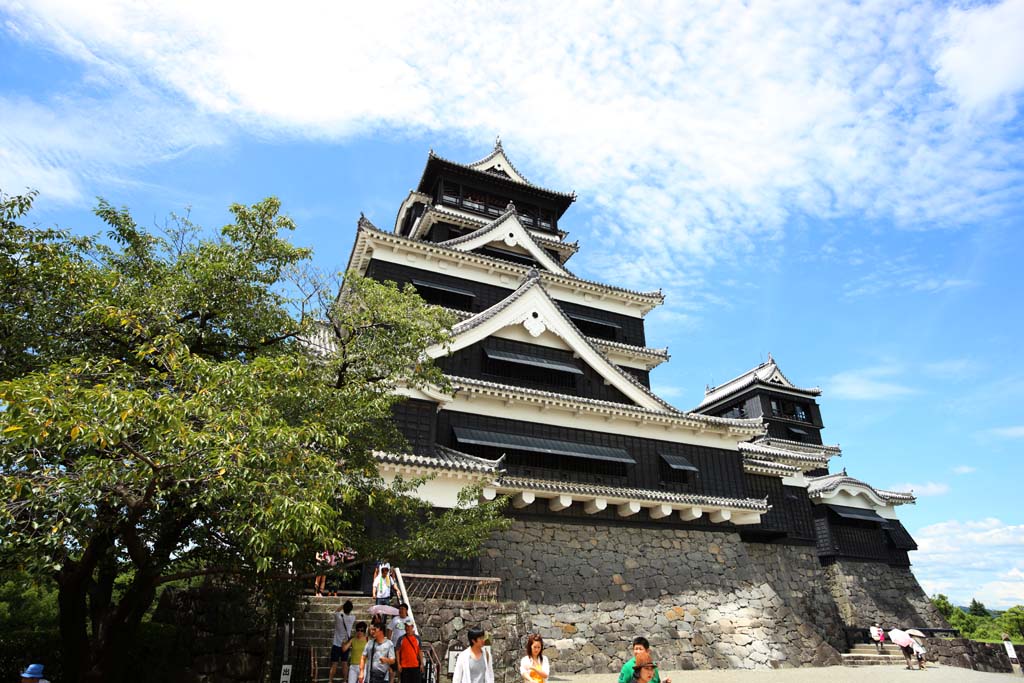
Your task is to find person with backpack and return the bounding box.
[396,619,426,683]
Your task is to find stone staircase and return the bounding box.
[291,594,376,682]
[842,642,935,667]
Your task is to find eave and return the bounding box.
[446,374,766,440]
[349,218,663,315]
[416,151,576,217]
[490,475,768,524]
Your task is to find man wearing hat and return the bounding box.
[396,619,425,683]
[20,664,50,683]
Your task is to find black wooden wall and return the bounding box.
[364,260,648,346]
[434,411,747,499]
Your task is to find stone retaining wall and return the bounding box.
[462,520,847,673]
[921,637,1014,673]
[823,560,948,628]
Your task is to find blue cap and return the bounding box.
[20,664,45,678]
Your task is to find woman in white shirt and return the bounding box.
[519,633,549,683]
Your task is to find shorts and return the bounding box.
[331,645,350,663]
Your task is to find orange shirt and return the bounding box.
[398,634,421,668]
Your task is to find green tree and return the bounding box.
[932,594,955,620]
[0,191,507,682]
[997,606,1024,641]
[969,598,990,617]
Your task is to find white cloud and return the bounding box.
[990,426,1024,438]
[887,481,950,497]
[914,518,1024,608]
[841,252,975,299]
[923,358,981,378]
[952,465,976,475]
[934,0,1024,111]
[828,365,916,400]
[1,1,1022,289]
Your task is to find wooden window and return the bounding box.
[410,279,475,310]
[441,181,460,206]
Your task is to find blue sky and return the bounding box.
[2,1,1023,607]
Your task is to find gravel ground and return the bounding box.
[550,665,1016,682]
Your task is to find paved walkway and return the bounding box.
[554,665,1015,682]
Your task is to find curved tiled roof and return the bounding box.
[374,445,501,474]
[447,271,676,412]
[356,217,662,306]
[696,356,821,410]
[439,306,667,363]
[806,472,916,504]
[738,442,830,466]
[496,475,769,512]
[417,204,572,242]
[743,457,800,476]
[421,144,576,201]
[448,374,765,435]
[752,436,841,456]
[438,206,574,277]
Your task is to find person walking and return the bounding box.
[360,621,397,683]
[519,633,550,683]
[373,564,397,606]
[869,622,885,653]
[388,604,411,645]
[618,637,670,683]
[345,622,369,683]
[330,599,356,683]
[396,619,426,683]
[451,627,494,683]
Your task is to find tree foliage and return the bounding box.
[931,594,1024,642]
[0,191,508,682]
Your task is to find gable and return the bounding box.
[439,211,570,276]
[424,277,672,412]
[467,147,530,185]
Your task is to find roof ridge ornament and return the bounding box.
[506,199,516,212]
[495,135,503,151]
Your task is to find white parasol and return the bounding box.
[369,604,400,616]
[888,628,914,647]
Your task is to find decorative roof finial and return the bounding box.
[525,267,540,281]
[360,211,365,219]
[506,200,516,212]
[767,351,774,363]
[495,135,503,150]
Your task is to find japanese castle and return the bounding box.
[341,140,942,670]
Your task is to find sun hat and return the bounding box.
[20,664,45,678]
[634,651,655,669]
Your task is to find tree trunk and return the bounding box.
[57,567,91,683]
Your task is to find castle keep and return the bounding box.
[345,141,946,671]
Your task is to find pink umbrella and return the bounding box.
[369,604,400,616]
[888,628,914,647]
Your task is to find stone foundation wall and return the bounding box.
[469,520,846,673]
[823,560,947,628]
[409,598,530,680]
[921,637,1014,673]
